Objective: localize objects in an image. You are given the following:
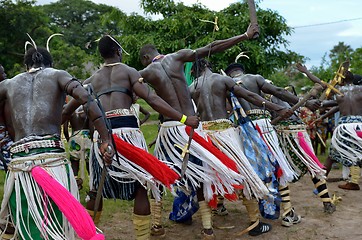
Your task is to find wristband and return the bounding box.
[180,115,187,124]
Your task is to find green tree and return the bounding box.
[41,0,122,54]
[134,0,301,76]
[329,42,353,69]
[98,0,302,75]
[0,0,51,76]
[350,47,362,75]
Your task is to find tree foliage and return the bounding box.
[1,0,361,84]
[41,0,121,54]
[132,0,299,75]
[0,0,51,76]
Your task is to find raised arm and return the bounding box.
[317,106,339,122]
[225,76,292,118]
[296,63,326,87]
[174,24,258,62]
[259,76,320,111]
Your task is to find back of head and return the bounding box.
[224,63,245,77]
[191,58,212,78]
[98,35,122,59]
[139,44,157,60]
[24,47,53,69]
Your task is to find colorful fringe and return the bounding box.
[154,121,244,202]
[276,123,326,179]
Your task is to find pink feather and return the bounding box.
[297,132,325,169]
[356,130,362,139]
[31,166,104,240]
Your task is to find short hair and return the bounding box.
[191,58,212,78]
[98,35,121,59]
[139,44,157,60]
[24,47,53,68]
[224,63,245,76]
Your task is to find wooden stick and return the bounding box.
[247,0,259,38]
[271,83,323,125]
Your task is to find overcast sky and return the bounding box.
[36,0,362,68]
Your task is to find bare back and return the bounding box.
[0,68,69,140]
[88,64,135,112]
[191,73,229,121]
[336,85,362,116]
[233,74,264,111]
[140,54,195,118]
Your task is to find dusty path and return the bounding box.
[98,168,361,240]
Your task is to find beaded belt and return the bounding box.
[202,119,233,130]
[105,108,136,118]
[9,152,68,172]
[10,139,64,154]
[275,124,306,133]
[338,115,362,125]
[246,109,271,117]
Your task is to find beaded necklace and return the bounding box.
[152,54,165,62]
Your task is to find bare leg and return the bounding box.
[70,157,83,189]
[325,156,335,177]
[85,190,103,225]
[134,187,150,215]
[70,157,80,176]
[133,187,151,240]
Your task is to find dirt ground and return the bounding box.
[97,168,362,240]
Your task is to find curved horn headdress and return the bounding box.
[46,33,64,52]
[105,34,130,56]
[235,51,250,62]
[24,33,37,53]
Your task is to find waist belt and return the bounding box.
[105,108,136,118]
[10,139,64,154]
[275,124,306,132]
[202,119,233,130]
[246,109,271,118]
[9,152,67,172]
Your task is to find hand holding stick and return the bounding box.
[271,83,324,125]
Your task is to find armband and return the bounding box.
[92,115,103,123]
[180,115,187,124]
[64,78,81,94]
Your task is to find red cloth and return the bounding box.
[112,134,179,188]
[184,126,239,173]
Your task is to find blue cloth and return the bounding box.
[230,93,281,220]
[155,127,202,222]
[169,187,199,223]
